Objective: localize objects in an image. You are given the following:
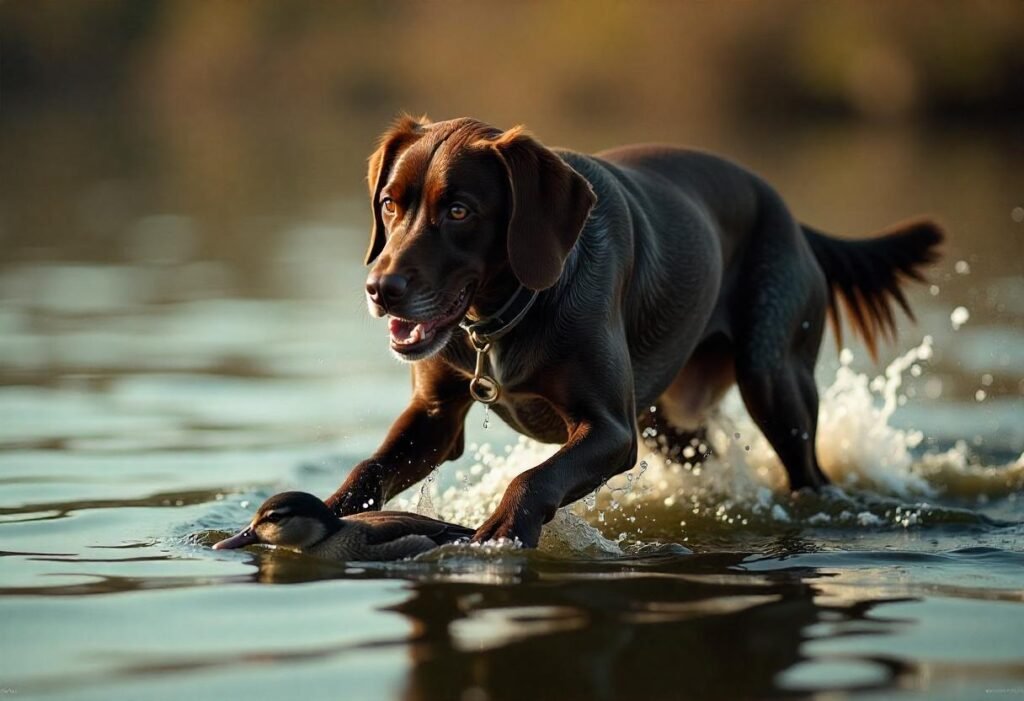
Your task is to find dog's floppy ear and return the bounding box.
[487,128,596,290]
[365,115,429,265]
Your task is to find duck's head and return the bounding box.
[213,491,340,550]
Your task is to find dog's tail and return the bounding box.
[803,218,944,360]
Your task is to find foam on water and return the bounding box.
[392,336,1022,555]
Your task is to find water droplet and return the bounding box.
[954,260,971,275]
[950,306,970,330]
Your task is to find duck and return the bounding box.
[212,491,474,561]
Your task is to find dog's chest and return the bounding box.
[488,351,568,441]
[444,342,568,444]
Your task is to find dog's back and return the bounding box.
[578,144,942,360]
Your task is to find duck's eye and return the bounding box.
[263,512,284,524]
[448,203,469,221]
[381,198,396,215]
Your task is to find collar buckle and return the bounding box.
[467,332,500,404]
[460,285,538,404]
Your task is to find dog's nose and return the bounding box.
[366,273,409,306]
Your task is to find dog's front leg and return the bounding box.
[473,410,637,548]
[325,364,471,516]
[474,346,639,548]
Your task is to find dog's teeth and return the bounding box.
[387,289,467,351]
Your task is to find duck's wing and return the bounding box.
[349,511,475,546]
[367,534,441,561]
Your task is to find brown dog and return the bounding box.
[325,116,942,547]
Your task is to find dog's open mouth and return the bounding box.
[389,284,473,355]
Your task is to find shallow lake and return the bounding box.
[1,112,1022,700]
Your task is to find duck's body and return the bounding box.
[306,510,475,560]
[213,492,473,561]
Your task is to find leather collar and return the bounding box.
[460,284,538,345]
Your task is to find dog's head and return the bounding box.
[363,116,596,361]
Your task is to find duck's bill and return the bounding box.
[213,526,259,550]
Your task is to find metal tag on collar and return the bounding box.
[468,331,500,404]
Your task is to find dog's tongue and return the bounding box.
[390,318,416,343]
[389,317,435,346]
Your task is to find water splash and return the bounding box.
[817,339,935,496]
[392,337,1021,555]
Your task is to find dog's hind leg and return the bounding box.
[646,334,735,462]
[735,352,827,489]
[733,195,830,490]
[639,412,708,462]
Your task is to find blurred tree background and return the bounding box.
[5,1,1023,128]
[1,0,1022,294]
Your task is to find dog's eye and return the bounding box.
[381,198,396,215]
[448,204,469,221]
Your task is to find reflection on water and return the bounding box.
[0,108,1021,701]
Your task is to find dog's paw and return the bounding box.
[472,508,542,549]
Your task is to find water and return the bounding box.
[1,111,1022,700]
